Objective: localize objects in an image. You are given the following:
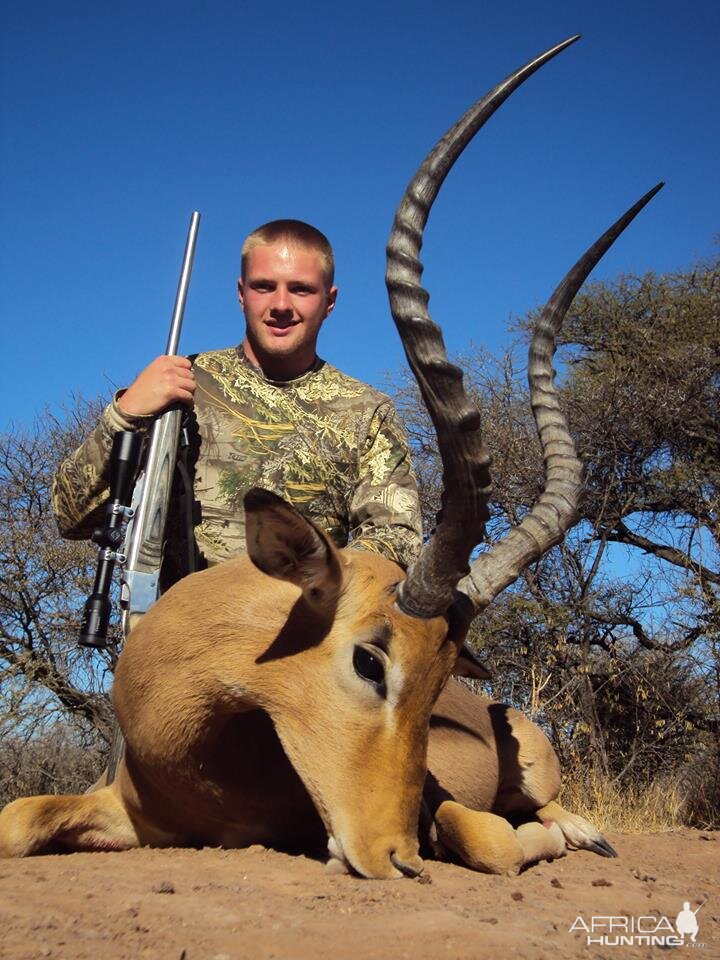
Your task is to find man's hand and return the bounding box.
[117,356,196,417]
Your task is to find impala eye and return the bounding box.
[353,645,386,688]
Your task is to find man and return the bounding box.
[53,220,422,578]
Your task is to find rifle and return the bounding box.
[79,211,201,649]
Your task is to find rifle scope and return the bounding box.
[78,430,143,648]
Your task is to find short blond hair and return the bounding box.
[241,219,335,288]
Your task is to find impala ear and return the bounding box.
[445,595,492,681]
[453,642,492,681]
[244,488,343,614]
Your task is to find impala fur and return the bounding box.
[0,37,661,877]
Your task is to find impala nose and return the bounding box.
[328,835,424,879]
[390,851,424,878]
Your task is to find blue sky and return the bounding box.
[1,0,718,430]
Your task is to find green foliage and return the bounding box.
[558,259,719,571]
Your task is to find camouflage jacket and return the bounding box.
[53,347,422,573]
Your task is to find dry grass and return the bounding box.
[0,727,107,808]
[559,743,720,833]
[559,769,686,833]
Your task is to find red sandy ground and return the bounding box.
[0,830,717,960]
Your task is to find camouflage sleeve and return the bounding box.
[52,396,154,540]
[348,400,423,570]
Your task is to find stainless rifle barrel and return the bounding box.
[166,211,201,356]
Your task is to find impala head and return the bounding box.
[241,489,464,878]
[231,38,660,880]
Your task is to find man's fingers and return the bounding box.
[175,388,196,408]
[117,355,197,416]
[173,370,196,405]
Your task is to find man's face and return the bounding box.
[238,241,337,379]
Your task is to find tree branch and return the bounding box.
[603,520,720,584]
